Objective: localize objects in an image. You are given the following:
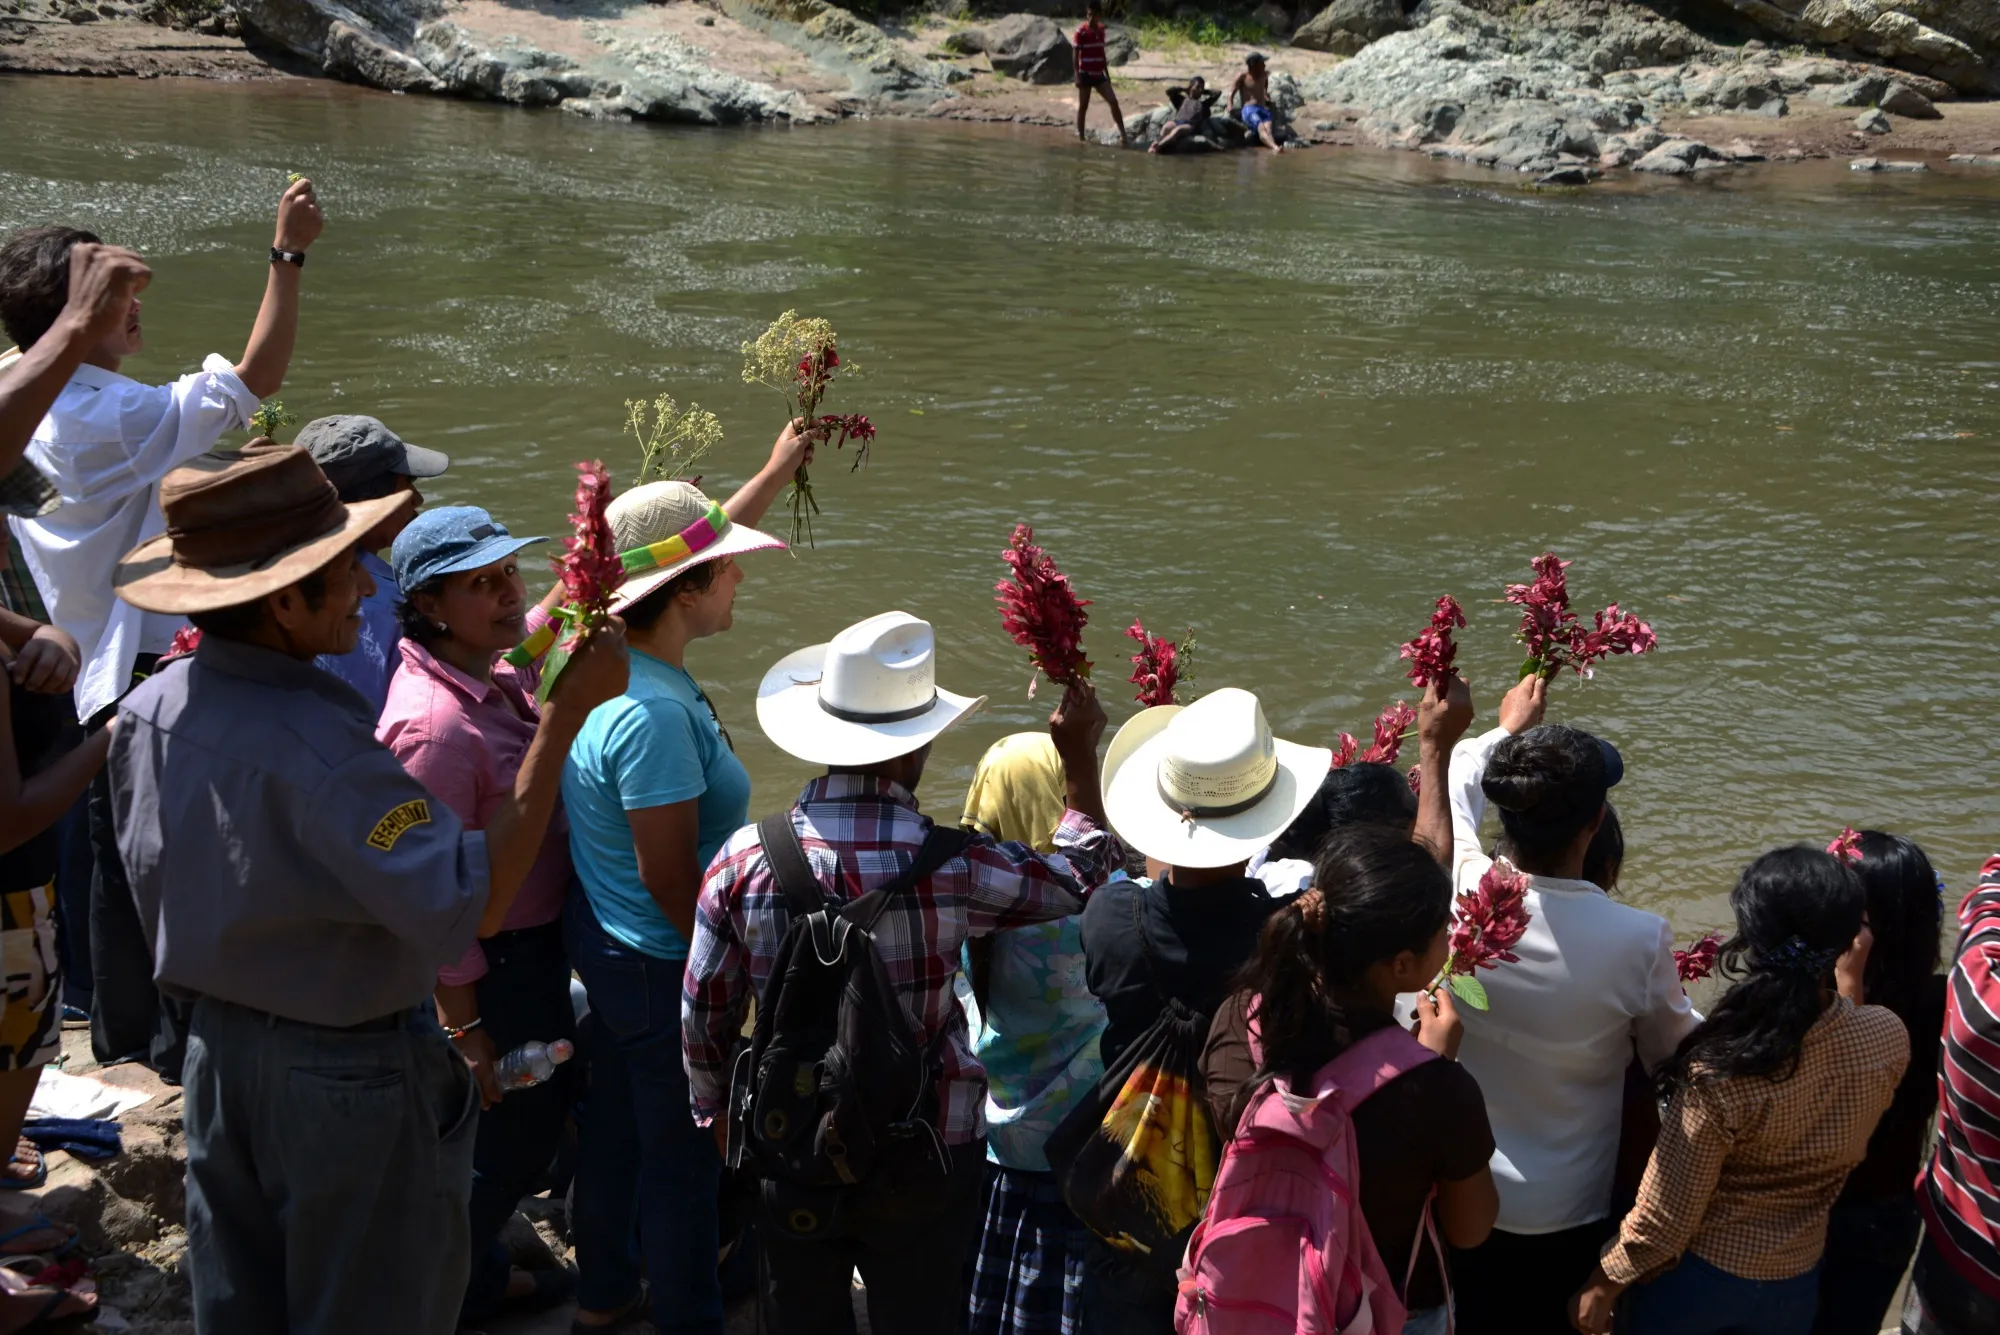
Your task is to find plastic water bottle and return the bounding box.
[494,1038,575,1092]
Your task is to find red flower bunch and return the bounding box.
[1361,701,1417,766]
[1126,620,1189,708]
[743,312,872,547]
[1400,596,1467,688]
[1674,931,1725,982]
[167,625,202,658]
[1505,551,1657,680]
[1437,860,1534,1010]
[811,411,876,464]
[1329,733,1358,770]
[1828,827,1863,864]
[1407,765,1422,797]
[558,460,624,639]
[997,525,1091,694]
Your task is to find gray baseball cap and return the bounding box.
[294,415,450,494]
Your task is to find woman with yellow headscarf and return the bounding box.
[961,733,1111,1335]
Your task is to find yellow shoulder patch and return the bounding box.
[367,799,431,852]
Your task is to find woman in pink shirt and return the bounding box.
[376,504,575,1326]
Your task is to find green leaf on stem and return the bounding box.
[1448,973,1490,1010]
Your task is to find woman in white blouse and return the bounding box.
[1444,675,1698,1334]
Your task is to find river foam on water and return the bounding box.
[4,78,1997,946]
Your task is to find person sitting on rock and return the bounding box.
[1151,75,1220,154]
[1229,52,1283,151]
[1074,2,1128,146]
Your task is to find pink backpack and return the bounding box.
[1174,1022,1439,1334]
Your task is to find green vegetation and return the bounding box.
[1132,12,1275,53]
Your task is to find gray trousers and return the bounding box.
[183,996,478,1335]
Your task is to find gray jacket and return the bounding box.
[109,635,490,1026]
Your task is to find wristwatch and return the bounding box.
[269,246,306,268]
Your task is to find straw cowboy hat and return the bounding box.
[606,481,784,615]
[758,611,986,767]
[1101,687,1332,869]
[114,441,414,615]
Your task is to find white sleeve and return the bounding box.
[1449,726,1509,890]
[49,356,258,505]
[1633,915,1701,1074]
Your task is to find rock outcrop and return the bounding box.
[979,12,1071,83]
[233,0,954,122]
[1699,0,1999,93]
[1292,0,1406,55]
[1302,0,1968,179]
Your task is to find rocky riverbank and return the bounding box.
[4,0,2000,177]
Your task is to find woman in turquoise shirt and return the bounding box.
[561,430,802,1334]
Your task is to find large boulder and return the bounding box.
[1292,0,1406,54]
[1698,0,2000,93]
[1879,80,1941,116]
[983,12,1072,83]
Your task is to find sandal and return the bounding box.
[0,1221,75,1260]
[10,1284,95,1332]
[0,1150,43,1193]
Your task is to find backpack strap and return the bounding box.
[1319,1020,1439,1106]
[758,812,828,921]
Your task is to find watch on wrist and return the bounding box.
[269,246,306,269]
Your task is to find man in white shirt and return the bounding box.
[0,178,324,1069]
[1443,675,1699,1334]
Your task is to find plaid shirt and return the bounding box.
[0,526,49,623]
[1918,854,2000,1300]
[682,773,1123,1144]
[1600,996,1908,1285]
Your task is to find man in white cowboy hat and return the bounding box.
[104,441,628,1335]
[1078,685,1332,1328]
[683,611,1123,1334]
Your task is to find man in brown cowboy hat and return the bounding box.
[104,441,628,1335]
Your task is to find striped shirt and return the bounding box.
[1600,996,1907,1285]
[681,773,1123,1143]
[1073,21,1108,79]
[1917,853,2000,1301]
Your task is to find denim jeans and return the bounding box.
[459,919,577,1326]
[1814,1194,1922,1335]
[565,894,723,1335]
[1402,1305,1451,1335]
[182,995,477,1335]
[1620,1252,1821,1335]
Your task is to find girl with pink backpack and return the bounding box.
[1198,825,1501,1334]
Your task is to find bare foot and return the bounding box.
[0,1271,93,1335]
[1,1143,38,1187]
[0,1218,73,1257]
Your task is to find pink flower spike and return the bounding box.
[1125,620,1182,708]
[556,460,624,643]
[168,625,202,658]
[1360,701,1417,766]
[1674,931,1725,982]
[1400,595,1468,688]
[996,525,1091,691]
[1449,859,1533,975]
[1828,827,1863,864]
[1330,733,1358,769]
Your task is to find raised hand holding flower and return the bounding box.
[1432,859,1534,1010]
[997,525,1090,696]
[1505,550,1657,681]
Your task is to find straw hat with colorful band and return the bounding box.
[504,481,784,668]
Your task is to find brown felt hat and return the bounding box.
[114,440,415,615]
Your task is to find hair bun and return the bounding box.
[1481,764,1550,814]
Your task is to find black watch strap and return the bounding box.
[269,246,306,268]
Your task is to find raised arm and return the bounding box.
[1413,673,1474,866]
[0,244,151,476]
[722,419,817,532]
[232,179,324,400]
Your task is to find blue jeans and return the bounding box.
[1402,1305,1450,1335]
[1620,1252,1820,1335]
[1814,1194,1921,1335]
[182,996,477,1335]
[565,894,722,1334]
[460,919,578,1325]
[1904,1230,2000,1335]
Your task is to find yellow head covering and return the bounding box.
[961,732,1067,854]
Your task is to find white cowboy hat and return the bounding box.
[757,611,987,767]
[1102,687,1332,870]
[605,480,785,615]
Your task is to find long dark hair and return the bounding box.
[1239,824,1451,1088]
[1582,801,1624,894]
[1657,846,1863,1097]
[1482,724,1610,871]
[1266,762,1418,863]
[1853,831,1943,1023]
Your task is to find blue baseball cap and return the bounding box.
[391,506,546,595]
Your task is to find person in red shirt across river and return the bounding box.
[1073,3,1128,146]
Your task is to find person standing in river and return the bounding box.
[1229,52,1283,151]
[1074,3,1127,146]
[106,441,627,1334]
[0,180,322,1080]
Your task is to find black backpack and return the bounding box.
[726,811,971,1240]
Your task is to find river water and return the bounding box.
[4,77,1998,939]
